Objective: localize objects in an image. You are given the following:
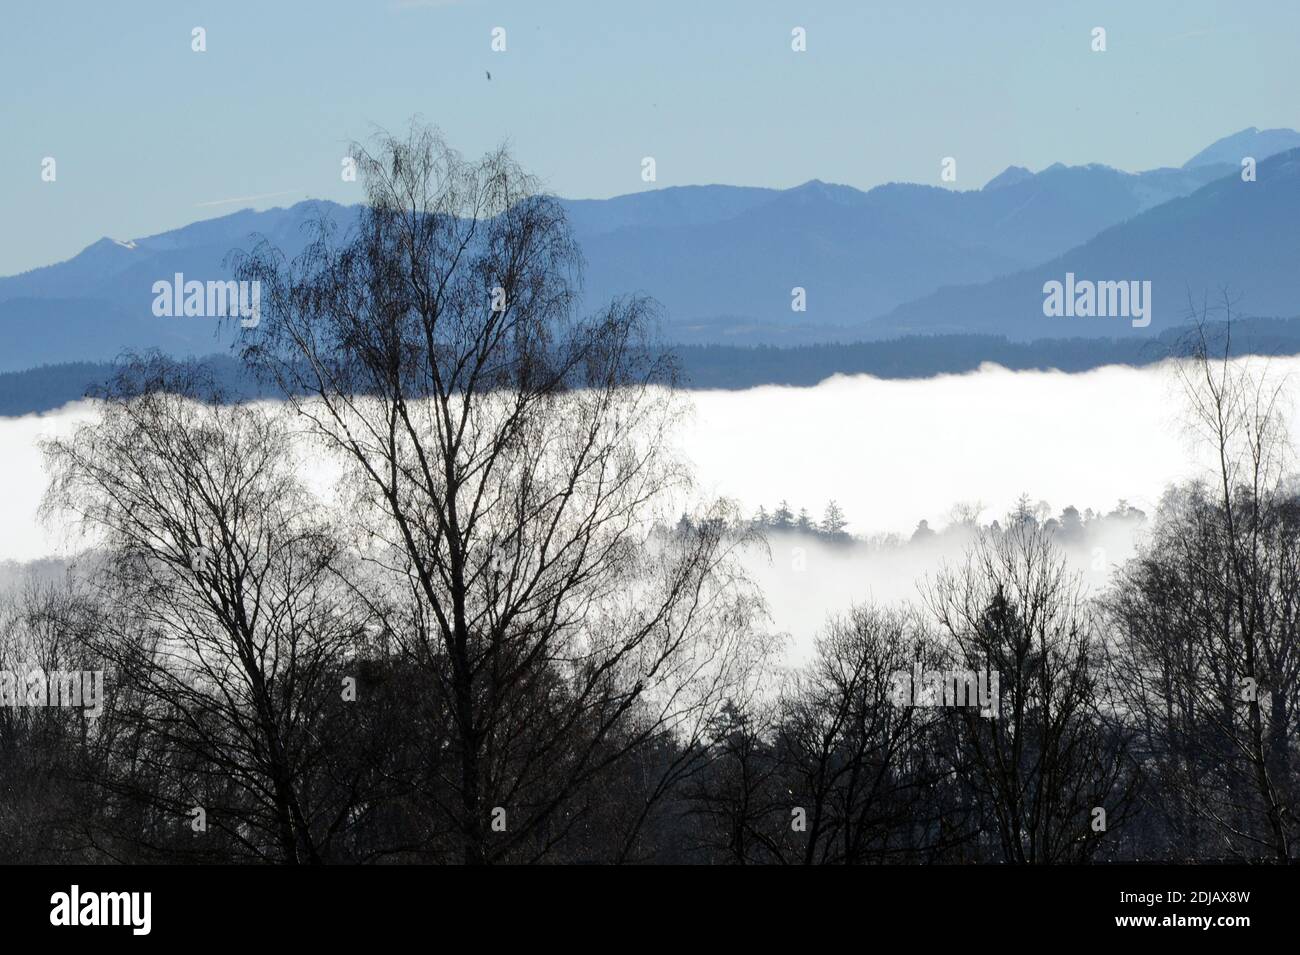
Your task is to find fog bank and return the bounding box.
[5,358,1294,657]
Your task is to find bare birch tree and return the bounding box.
[233,122,763,863]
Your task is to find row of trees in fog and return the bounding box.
[0,126,1295,863]
[735,494,1148,547]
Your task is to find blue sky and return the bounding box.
[4,0,1298,276]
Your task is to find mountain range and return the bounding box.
[3,126,1300,372]
[876,146,1300,339]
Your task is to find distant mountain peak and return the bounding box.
[1183,126,1300,168]
[784,178,865,205]
[983,165,1034,191]
[791,178,841,193]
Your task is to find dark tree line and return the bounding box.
[689,499,850,541]
[738,494,1146,549]
[670,318,1300,386]
[1,130,1296,864]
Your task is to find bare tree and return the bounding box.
[927,523,1139,863]
[233,123,763,863]
[42,356,370,863]
[777,605,950,864]
[0,575,104,862]
[1106,305,1299,861]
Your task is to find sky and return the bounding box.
[4,0,1299,276]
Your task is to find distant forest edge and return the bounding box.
[4,316,1300,416]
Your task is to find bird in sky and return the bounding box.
[486,70,492,81]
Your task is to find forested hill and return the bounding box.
[4,317,1300,416]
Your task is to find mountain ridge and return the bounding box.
[2,128,1296,368]
[871,147,1300,339]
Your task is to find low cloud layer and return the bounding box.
[5,358,1296,657]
